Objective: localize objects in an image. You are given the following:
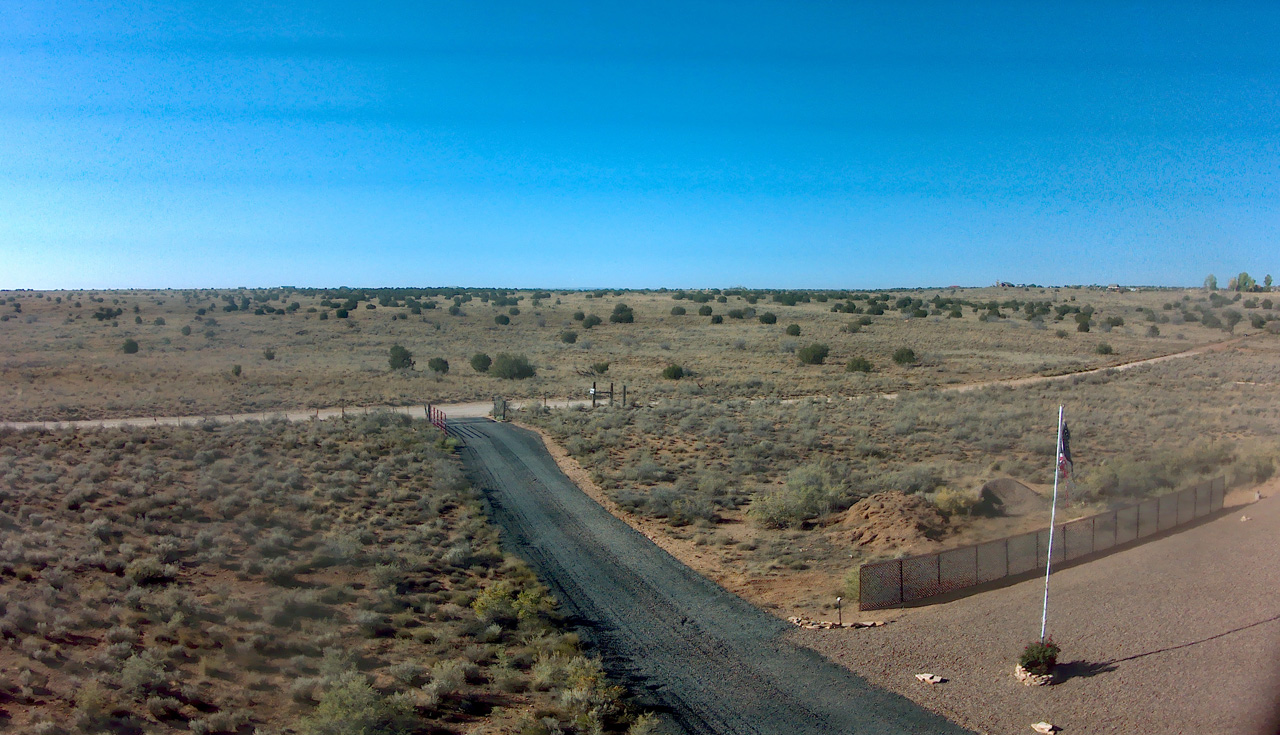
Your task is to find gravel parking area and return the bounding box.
[796,485,1280,735]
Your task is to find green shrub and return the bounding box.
[1055,329,1068,338]
[231,364,242,377]
[560,330,577,344]
[180,325,192,336]
[153,317,166,326]
[933,487,978,517]
[494,314,510,325]
[296,671,414,735]
[470,353,491,372]
[785,324,801,336]
[797,343,829,365]
[892,347,917,365]
[845,357,872,373]
[591,361,610,374]
[388,345,414,370]
[427,357,449,375]
[335,308,349,318]
[122,338,139,354]
[661,364,685,380]
[1018,639,1061,676]
[748,464,844,528]
[710,315,723,324]
[572,310,585,321]
[758,312,777,324]
[263,348,276,360]
[491,353,536,379]
[582,314,602,329]
[1095,343,1113,355]
[1076,321,1090,332]
[125,557,176,586]
[698,305,713,316]
[120,652,165,698]
[610,303,635,323]
[671,306,686,316]
[1147,325,1161,337]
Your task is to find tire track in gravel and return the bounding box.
[455,417,971,735]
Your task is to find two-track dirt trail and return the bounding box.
[453,417,970,735]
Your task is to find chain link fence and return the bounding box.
[859,477,1226,611]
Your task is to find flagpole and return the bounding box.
[1040,405,1064,643]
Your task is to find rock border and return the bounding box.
[1014,664,1055,686]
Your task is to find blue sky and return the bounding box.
[1,2,1277,289]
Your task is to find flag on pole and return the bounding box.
[1041,406,1065,643]
[1057,422,1073,478]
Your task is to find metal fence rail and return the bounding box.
[859,477,1226,610]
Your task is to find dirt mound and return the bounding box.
[977,478,1047,516]
[839,491,949,554]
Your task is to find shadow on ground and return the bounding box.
[1054,660,1117,683]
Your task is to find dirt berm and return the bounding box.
[454,418,970,735]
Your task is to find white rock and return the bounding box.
[1031,722,1058,734]
[914,673,945,684]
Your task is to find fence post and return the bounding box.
[1091,515,1097,554]
[898,560,904,606]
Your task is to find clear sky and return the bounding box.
[2,2,1277,290]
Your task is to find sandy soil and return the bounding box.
[794,479,1280,735]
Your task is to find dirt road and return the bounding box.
[877,335,1248,399]
[453,417,970,735]
[0,398,591,431]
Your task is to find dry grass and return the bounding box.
[0,413,644,734]
[2,285,1270,423]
